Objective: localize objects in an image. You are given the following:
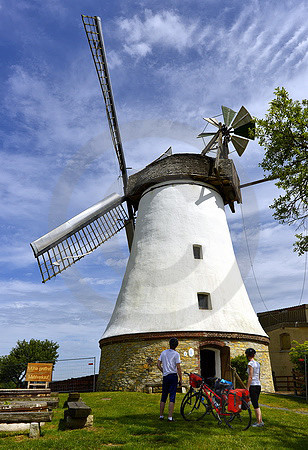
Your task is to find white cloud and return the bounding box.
[118,10,198,55]
[0,151,51,223]
[0,279,60,296]
[124,42,151,58]
[79,277,117,286]
[107,50,123,69]
[136,2,308,122]
[0,244,34,268]
[3,65,104,161]
[105,257,128,268]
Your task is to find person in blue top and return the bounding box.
[157,337,182,422]
[246,347,264,427]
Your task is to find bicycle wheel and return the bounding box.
[222,400,252,431]
[181,391,209,421]
[180,388,195,416]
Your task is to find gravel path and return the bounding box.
[260,404,308,415]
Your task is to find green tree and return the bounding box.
[231,354,248,382]
[289,340,308,374]
[256,87,308,255]
[0,339,59,388]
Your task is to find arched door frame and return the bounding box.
[199,341,231,380]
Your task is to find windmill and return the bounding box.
[30,15,274,393]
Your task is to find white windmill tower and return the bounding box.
[30,15,274,392]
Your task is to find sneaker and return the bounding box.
[159,416,164,420]
[168,418,175,422]
[252,421,264,427]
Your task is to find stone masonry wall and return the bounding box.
[97,337,274,393]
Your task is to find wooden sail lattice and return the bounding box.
[81,15,128,190]
[31,194,128,283]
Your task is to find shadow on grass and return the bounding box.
[95,411,308,449]
[58,418,68,431]
[254,415,308,449]
[261,393,308,407]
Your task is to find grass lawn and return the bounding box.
[0,392,307,449]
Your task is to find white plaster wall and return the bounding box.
[103,180,266,338]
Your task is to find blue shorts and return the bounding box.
[161,373,178,403]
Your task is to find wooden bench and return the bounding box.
[63,392,80,408]
[64,399,93,429]
[0,402,52,438]
[66,401,92,418]
[0,388,53,398]
[0,389,59,409]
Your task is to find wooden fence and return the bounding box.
[49,374,98,393]
[273,370,306,395]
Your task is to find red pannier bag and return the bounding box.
[227,389,242,413]
[189,373,203,388]
[235,389,250,409]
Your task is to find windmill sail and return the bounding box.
[203,117,220,127]
[81,15,128,190]
[231,106,255,139]
[200,131,219,155]
[221,106,236,127]
[231,135,249,156]
[81,15,134,243]
[31,193,128,283]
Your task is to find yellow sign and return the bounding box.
[25,363,53,382]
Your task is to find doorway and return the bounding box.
[200,348,221,379]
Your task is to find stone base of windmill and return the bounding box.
[97,332,275,393]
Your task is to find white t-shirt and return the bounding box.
[158,349,181,376]
[247,360,261,386]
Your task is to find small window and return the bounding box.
[198,293,211,310]
[280,333,291,350]
[193,244,203,259]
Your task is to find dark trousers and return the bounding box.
[249,385,261,409]
[161,373,178,403]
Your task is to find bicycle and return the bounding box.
[180,372,252,431]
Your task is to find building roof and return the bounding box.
[257,304,308,331]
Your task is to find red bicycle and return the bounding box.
[180,372,252,430]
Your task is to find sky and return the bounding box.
[0,0,307,370]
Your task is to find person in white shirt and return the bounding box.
[246,347,264,427]
[157,337,182,422]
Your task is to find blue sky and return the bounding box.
[1,0,307,365]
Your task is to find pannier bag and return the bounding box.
[189,373,203,388]
[219,379,233,390]
[227,389,242,413]
[220,378,233,387]
[235,388,250,409]
[214,378,233,397]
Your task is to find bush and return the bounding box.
[289,340,308,374]
[231,354,248,382]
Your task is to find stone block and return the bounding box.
[66,414,93,429]
[29,422,40,438]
